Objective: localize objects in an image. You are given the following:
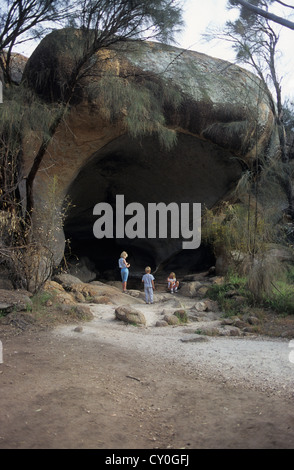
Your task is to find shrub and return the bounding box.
[264,275,294,315]
[207,271,251,316]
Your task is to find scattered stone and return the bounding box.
[248,316,260,325]
[201,326,220,336]
[173,309,188,322]
[74,292,86,303]
[74,326,83,333]
[163,314,179,326]
[155,320,169,327]
[197,286,209,297]
[0,302,13,313]
[2,311,36,330]
[152,292,173,302]
[192,320,223,335]
[43,280,65,293]
[180,335,210,343]
[232,318,248,329]
[115,306,146,326]
[203,300,219,312]
[161,308,174,317]
[126,290,141,298]
[76,283,98,297]
[55,292,76,305]
[281,330,294,338]
[52,273,83,290]
[218,325,242,336]
[74,304,93,319]
[180,281,202,298]
[188,311,213,322]
[221,318,235,325]
[242,326,258,334]
[194,301,208,312]
[0,289,32,314]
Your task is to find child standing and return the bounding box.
[118,251,130,292]
[167,272,179,293]
[142,266,155,304]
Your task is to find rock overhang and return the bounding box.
[21,29,278,274]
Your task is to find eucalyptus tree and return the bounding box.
[227,0,294,217]
[203,0,293,218]
[23,0,184,216]
[0,0,184,290]
[0,0,73,84]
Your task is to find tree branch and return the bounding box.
[235,0,294,30]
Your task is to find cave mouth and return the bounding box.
[64,233,216,288]
[63,132,241,283]
[64,235,216,283]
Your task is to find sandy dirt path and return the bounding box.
[1,296,294,449]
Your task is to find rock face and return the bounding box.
[0,289,32,313]
[21,29,277,276]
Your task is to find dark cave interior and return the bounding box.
[63,132,241,282]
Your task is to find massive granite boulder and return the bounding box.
[21,29,278,277]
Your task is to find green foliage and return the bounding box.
[286,266,294,283]
[88,72,181,149]
[283,99,294,135]
[202,201,276,261]
[202,196,294,307]
[265,283,294,315]
[2,83,58,122]
[26,291,54,313]
[263,266,294,315]
[0,0,184,294]
[0,85,62,194]
[208,266,294,316]
[73,0,184,44]
[207,272,251,316]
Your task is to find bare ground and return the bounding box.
[1,292,294,449]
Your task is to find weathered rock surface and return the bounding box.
[47,274,143,306]
[179,282,202,297]
[180,335,210,343]
[21,29,278,273]
[0,289,32,314]
[115,305,146,326]
[163,314,180,325]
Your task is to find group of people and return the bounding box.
[118,251,179,304]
